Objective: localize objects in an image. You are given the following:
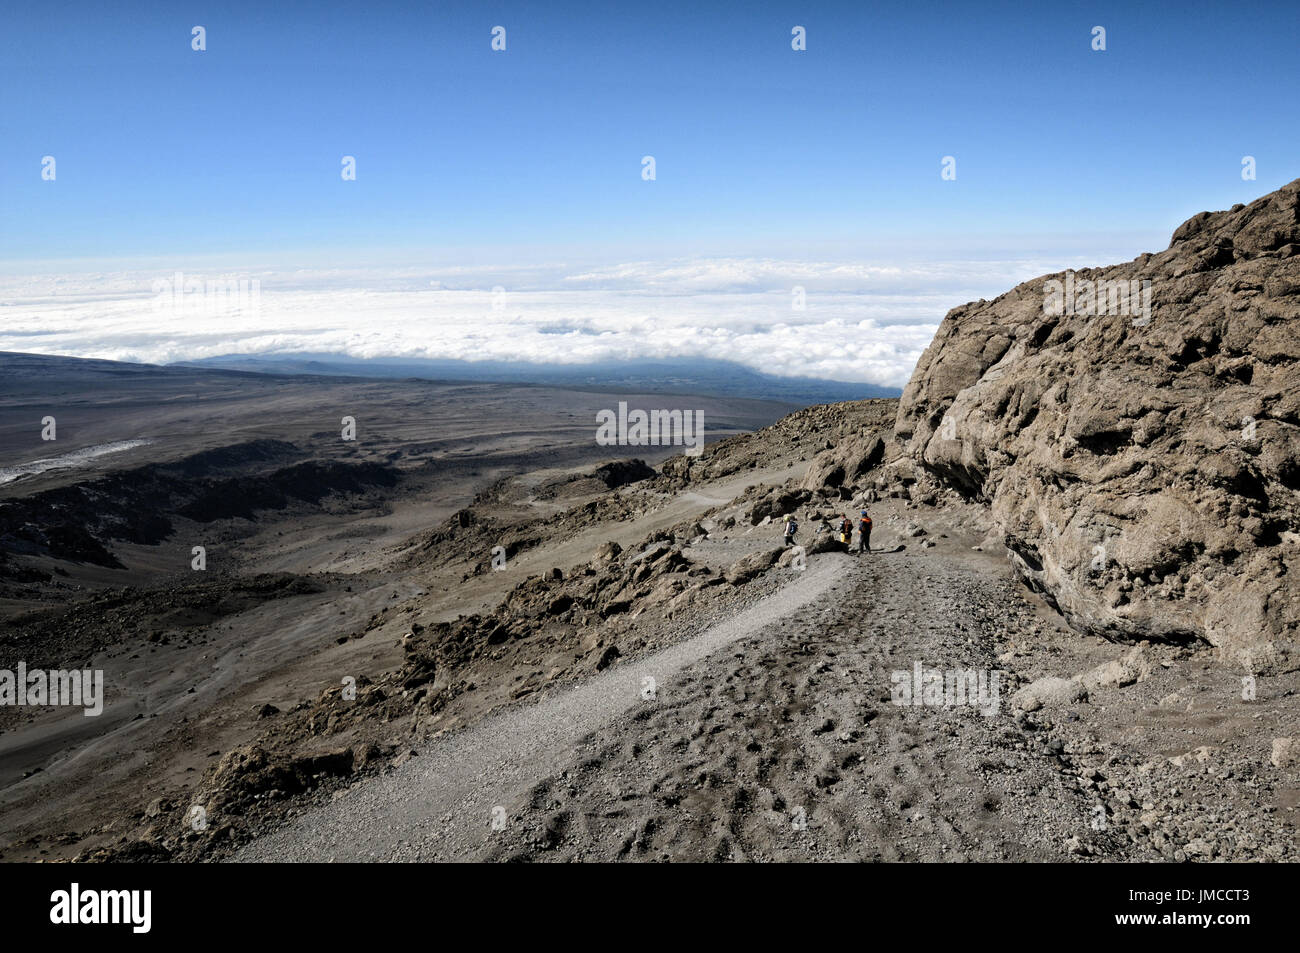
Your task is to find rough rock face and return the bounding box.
[592,459,656,488]
[803,433,885,493]
[724,546,785,584]
[796,400,894,493]
[896,179,1300,671]
[656,398,896,488]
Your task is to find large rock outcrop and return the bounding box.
[897,179,1300,672]
[798,400,895,495]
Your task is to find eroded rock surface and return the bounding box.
[896,179,1300,671]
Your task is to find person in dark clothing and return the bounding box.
[857,510,872,553]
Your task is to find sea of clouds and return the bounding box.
[0,256,1090,388]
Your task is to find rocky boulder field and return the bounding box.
[64,380,1300,863]
[895,178,1300,674]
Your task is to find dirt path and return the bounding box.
[232,554,845,862]
[468,547,1098,861]
[234,546,1099,862]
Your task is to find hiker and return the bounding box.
[857,510,873,553]
[782,513,798,544]
[838,514,853,551]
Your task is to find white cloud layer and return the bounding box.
[0,257,1075,388]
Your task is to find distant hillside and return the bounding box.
[172,354,898,405]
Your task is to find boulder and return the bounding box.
[1079,646,1152,692]
[1271,737,1297,769]
[806,531,845,555]
[203,744,353,807]
[747,488,810,525]
[1011,676,1088,712]
[1169,746,1218,768]
[593,459,657,488]
[896,178,1300,671]
[594,540,623,562]
[803,435,885,491]
[725,546,786,585]
[594,645,621,671]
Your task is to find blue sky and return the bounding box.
[1,1,1297,388]
[4,0,1297,264]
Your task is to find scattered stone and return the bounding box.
[1012,676,1088,712]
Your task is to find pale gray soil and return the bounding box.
[474,548,1087,862]
[237,522,1300,864]
[233,556,846,861]
[0,355,797,861]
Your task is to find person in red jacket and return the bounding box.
[857,510,872,554]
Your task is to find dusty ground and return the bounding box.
[1,362,1295,864]
[476,535,1300,863]
[225,499,1300,863]
[0,355,794,861]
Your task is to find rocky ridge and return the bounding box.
[894,179,1300,672]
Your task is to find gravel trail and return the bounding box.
[473,547,1096,862]
[233,554,846,862]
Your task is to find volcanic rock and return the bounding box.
[725,546,786,585]
[895,178,1300,670]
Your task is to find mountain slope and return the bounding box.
[895,179,1300,671]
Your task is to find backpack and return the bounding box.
[860,516,872,531]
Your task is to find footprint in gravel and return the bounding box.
[524,777,565,812]
[420,555,1108,862]
[540,811,570,849]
